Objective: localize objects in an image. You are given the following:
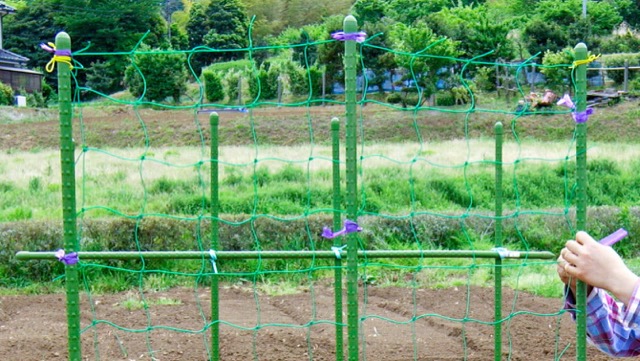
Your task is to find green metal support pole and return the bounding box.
[342,14,359,361]
[56,31,81,361]
[494,122,504,361]
[16,249,556,261]
[210,112,220,361]
[574,42,589,361]
[331,117,344,361]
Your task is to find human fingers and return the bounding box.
[557,263,570,284]
[561,244,579,265]
[557,251,569,268]
[575,231,597,246]
[556,252,572,284]
[563,261,579,278]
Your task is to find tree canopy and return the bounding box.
[3,0,640,97]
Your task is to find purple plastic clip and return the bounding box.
[55,249,79,265]
[556,93,594,123]
[598,228,628,247]
[322,219,362,239]
[331,31,367,43]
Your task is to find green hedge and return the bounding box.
[0,81,14,106]
[601,53,640,84]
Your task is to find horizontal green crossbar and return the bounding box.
[16,249,554,261]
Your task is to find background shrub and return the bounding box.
[202,70,225,102]
[0,81,14,106]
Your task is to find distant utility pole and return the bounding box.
[582,0,587,18]
[0,2,17,50]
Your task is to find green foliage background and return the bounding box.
[4,0,640,101]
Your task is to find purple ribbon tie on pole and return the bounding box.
[322,219,362,239]
[55,249,79,265]
[573,109,593,124]
[40,42,73,72]
[40,43,72,57]
[331,31,367,43]
[556,93,593,123]
[40,43,55,53]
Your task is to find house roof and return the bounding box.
[0,65,42,75]
[0,48,29,65]
[0,2,16,15]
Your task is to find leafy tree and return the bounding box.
[162,0,184,35]
[224,70,242,104]
[426,5,514,61]
[522,18,569,57]
[390,21,460,104]
[291,30,320,68]
[540,48,574,92]
[54,0,166,52]
[600,29,640,54]
[527,0,622,54]
[202,70,225,102]
[3,0,59,82]
[316,15,346,91]
[85,59,125,95]
[124,45,188,103]
[613,0,640,28]
[7,0,170,95]
[269,24,324,69]
[352,0,388,26]
[169,23,189,50]
[186,0,248,72]
[285,61,322,98]
[248,62,279,100]
[282,0,351,28]
[186,3,208,49]
[243,0,286,41]
[485,0,539,20]
[360,20,397,94]
[352,0,398,94]
[201,0,248,57]
[386,0,450,25]
[583,1,623,36]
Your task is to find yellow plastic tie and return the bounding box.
[571,54,600,69]
[42,42,73,73]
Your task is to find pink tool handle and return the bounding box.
[598,228,628,247]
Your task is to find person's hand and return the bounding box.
[557,251,591,298]
[556,253,576,289]
[561,231,639,305]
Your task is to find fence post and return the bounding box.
[573,42,589,361]
[210,112,220,361]
[323,71,327,106]
[505,66,511,103]
[342,14,360,361]
[494,121,504,361]
[56,31,82,361]
[277,76,283,105]
[495,62,500,97]
[624,60,629,93]
[331,117,344,361]
[529,64,536,93]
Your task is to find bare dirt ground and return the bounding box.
[0,285,621,361]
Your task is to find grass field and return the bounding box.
[3,96,640,297]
